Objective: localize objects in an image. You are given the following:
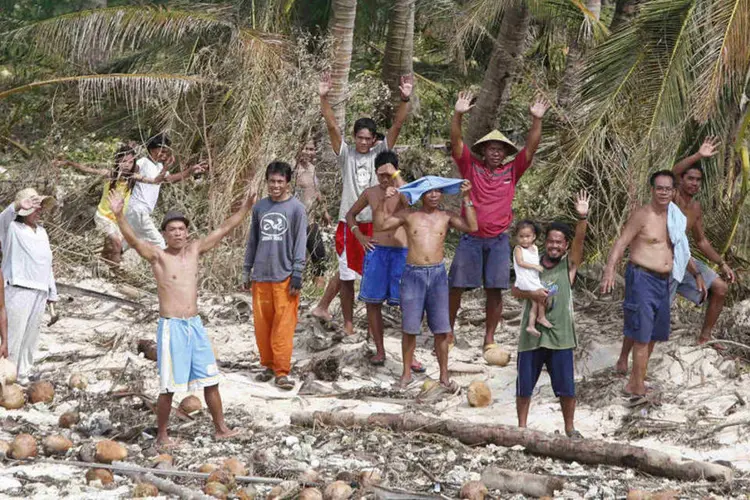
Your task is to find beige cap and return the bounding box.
[471,129,519,156]
[15,188,55,217]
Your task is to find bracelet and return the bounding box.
[391,170,401,179]
[401,96,411,103]
[464,199,474,207]
[351,226,360,233]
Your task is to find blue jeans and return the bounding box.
[449,233,511,289]
[400,263,451,335]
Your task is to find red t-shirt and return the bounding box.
[454,144,530,238]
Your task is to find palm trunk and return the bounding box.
[557,0,601,109]
[610,0,641,31]
[382,0,417,121]
[466,2,530,146]
[328,0,358,131]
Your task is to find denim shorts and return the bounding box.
[624,263,671,344]
[400,263,451,335]
[669,259,719,305]
[516,348,575,398]
[449,233,511,289]
[359,245,408,306]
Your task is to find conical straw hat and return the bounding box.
[471,130,518,156]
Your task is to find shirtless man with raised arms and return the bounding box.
[110,188,256,447]
[601,170,676,397]
[375,180,477,389]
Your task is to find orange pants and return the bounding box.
[252,277,299,377]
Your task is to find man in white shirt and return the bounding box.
[125,134,206,248]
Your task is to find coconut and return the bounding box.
[323,481,352,500]
[483,347,511,367]
[237,485,258,500]
[86,468,114,485]
[0,383,25,409]
[95,439,127,463]
[207,469,236,490]
[133,482,159,497]
[459,481,488,500]
[10,433,37,459]
[68,373,88,390]
[152,453,174,470]
[467,380,491,407]
[299,488,323,500]
[358,469,382,487]
[205,482,229,499]
[298,469,321,484]
[179,395,202,415]
[59,411,79,428]
[222,457,247,476]
[420,379,439,393]
[0,440,11,458]
[268,481,297,499]
[27,380,54,404]
[137,339,158,361]
[43,434,73,455]
[0,357,17,385]
[198,463,218,473]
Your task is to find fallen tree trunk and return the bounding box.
[290,412,732,483]
[481,467,565,497]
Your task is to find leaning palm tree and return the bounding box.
[327,0,358,129]
[382,0,417,119]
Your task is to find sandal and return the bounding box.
[440,380,460,393]
[369,355,386,367]
[410,361,426,374]
[275,376,295,391]
[566,429,584,439]
[255,368,274,382]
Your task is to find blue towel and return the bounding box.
[668,202,690,283]
[398,176,465,205]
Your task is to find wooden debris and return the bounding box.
[481,467,565,497]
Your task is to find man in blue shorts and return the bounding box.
[511,191,589,437]
[374,178,477,389]
[347,152,428,371]
[110,187,257,448]
[602,171,676,397]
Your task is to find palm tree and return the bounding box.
[610,0,642,31]
[382,0,417,119]
[557,0,601,109]
[327,0,358,129]
[465,1,530,145]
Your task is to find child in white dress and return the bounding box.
[513,221,552,337]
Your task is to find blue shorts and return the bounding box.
[516,348,575,398]
[400,263,451,335]
[623,263,671,344]
[359,245,408,306]
[449,233,511,289]
[157,316,219,394]
[669,259,719,305]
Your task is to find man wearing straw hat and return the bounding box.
[448,91,550,352]
[0,188,58,383]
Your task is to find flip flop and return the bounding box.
[566,429,584,439]
[255,369,274,382]
[275,376,296,391]
[440,380,460,393]
[369,355,386,367]
[410,361,426,374]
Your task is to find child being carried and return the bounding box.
[513,220,552,336]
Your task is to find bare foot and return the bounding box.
[697,336,726,351]
[156,436,182,450]
[615,359,628,375]
[537,317,553,329]
[215,427,241,440]
[311,307,333,322]
[526,326,541,337]
[623,383,646,397]
[398,375,412,389]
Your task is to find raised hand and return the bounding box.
[18,195,42,213]
[319,73,332,98]
[399,74,414,100]
[191,161,207,175]
[455,91,474,115]
[242,189,258,209]
[698,136,720,158]
[574,190,590,219]
[108,190,125,217]
[530,97,551,119]
[460,180,473,197]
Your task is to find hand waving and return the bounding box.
[455,91,474,115]
[530,97,551,119]
[18,195,42,213]
[574,190,590,219]
[698,136,720,158]
[108,190,125,217]
[319,73,332,98]
[399,74,414,100]
[460,180,473,197]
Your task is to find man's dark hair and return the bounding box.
[147,133,171,151]
[265,161,293,182]
[375,151,399,170]
[546,221,572,242]
[649,169,675,187]
[515,219,539,237]
[353,117,377,137]
[681,164,704,178]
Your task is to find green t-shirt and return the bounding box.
[518,254,577,352]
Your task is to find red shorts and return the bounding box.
[335,221,373,276]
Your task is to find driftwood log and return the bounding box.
[290,411,732,483]
[481,467,565,497]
